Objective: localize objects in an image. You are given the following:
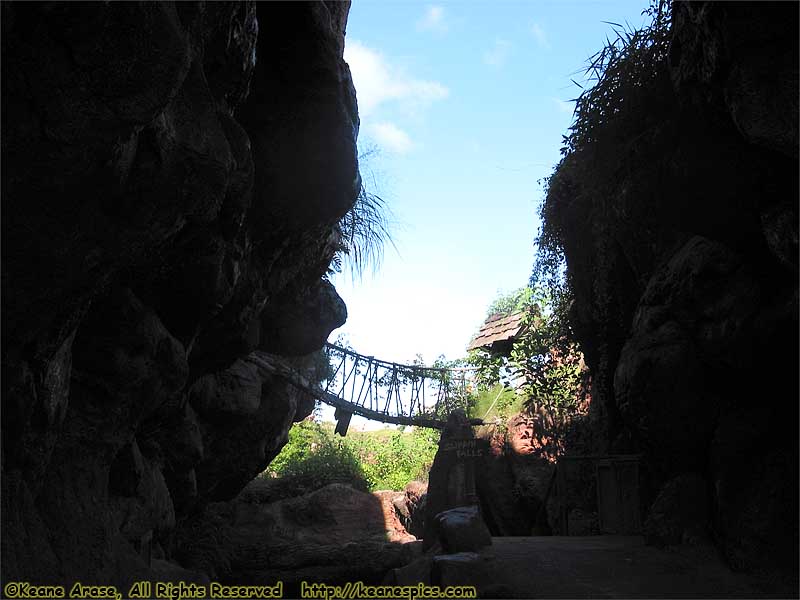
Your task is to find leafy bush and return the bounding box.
[467,286,590,458]
[265,419,440,494]
[265,420,371,495]
[486,286,534,318]
[348,427,440,491]
[467,384,522,421]
[508,288,588,419]
[469,286,588,415]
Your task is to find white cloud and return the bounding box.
[344,40,449,117]
[483,39,512,67]
[370,122,413,154]
[530,22,550,49]
[417,5,448,33]
[331,279,491,365]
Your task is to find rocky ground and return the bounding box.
[491,536,795,599]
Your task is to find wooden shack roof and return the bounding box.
[467,312,526,352]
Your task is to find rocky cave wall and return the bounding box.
[2,1,357,587]
[548,1,797,577]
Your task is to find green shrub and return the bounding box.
[467,384,523,421]
[465,286,590,461]
[265,420,370,495]
[265,420,440,494]
[467,286,589,419]
[348,427,439,491]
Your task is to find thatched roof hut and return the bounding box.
[467,312,526,355]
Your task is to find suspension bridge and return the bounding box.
[250,342,482,433]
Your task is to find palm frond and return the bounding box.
[333,183,396,280]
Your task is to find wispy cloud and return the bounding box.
[417,5,448,33]
[370,122,413,154]
[483,39,512,67]
[530,22,550,49]
[344,40,449,118]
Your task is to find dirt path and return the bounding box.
[490,536,792,599]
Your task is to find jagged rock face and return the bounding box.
[2,1,357,587]
[549,1,797,576]
[260,279,348,356]
[474,419,553,537]
[670,1,799,159]
[175,483,420,588]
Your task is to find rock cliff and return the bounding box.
[543,1,797,578]
[2,1,357,587]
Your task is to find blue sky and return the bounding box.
[329,0,651,369]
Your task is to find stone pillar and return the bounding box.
[423,410,489,549]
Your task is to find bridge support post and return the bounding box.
[334,407,353,436]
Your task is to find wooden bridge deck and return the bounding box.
[248,344,476,429]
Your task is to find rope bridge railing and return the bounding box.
[247,343,479,431]
[322,343,477,430]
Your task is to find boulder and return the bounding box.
[178,483,421,589]
[423,410,485,547]
[260,279,347,356]
[389,555,434,586]
[374,490,416,543]
[225,483,399,547]
[403,481,428,538]
[670,2,798,158]
[108,442,176,556]
[193,370,312,503]
[475,418,553,537]
[643,472,710,547]
[189,357,263,418]
[434,506,492,554]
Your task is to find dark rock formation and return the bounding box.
[422,410,487,548]
[176,482,421,593]
[643,472,710,547]
[372,490,418,543]
[474,417,553,537]
[2,1,357,587]
[544,0,797,578]
[397,480,428,539]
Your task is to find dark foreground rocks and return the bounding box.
[177,482,422,594]
[2,1,359,588]
[544,0,798,579]
[475,415,555,537]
